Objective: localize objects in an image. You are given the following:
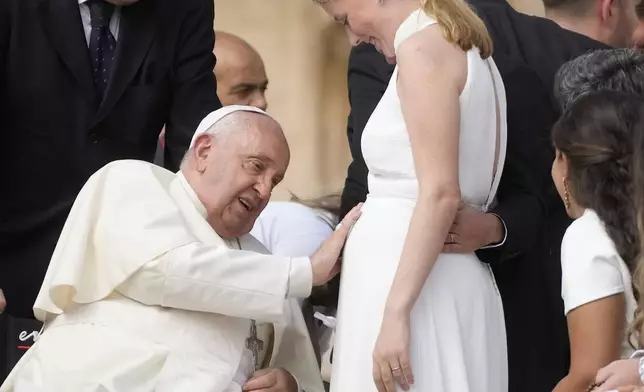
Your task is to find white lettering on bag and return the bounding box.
[18,330,40,343]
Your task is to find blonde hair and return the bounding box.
[420,0,493,58]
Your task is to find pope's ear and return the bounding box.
[193,133,214,172]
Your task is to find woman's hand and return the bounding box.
[310,204,362,286]
[594,359,642,391]
[372,310,414,392]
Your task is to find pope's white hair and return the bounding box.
[201,111,250,139]
[180,110,273,168]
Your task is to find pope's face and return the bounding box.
[192,114,289,239]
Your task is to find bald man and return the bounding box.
[154,32,268,165]
[214,32,269,111]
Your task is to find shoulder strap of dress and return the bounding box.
[394,10,438,52]
[483,59,506,211]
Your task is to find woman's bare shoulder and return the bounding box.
[396,26,468,90]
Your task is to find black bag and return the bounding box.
[0,314,43,382]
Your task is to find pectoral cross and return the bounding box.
[245,320,264,371]
[233,239,264,371]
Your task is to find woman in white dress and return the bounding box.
[314,0,508,391]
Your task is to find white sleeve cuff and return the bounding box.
[563,287,624,315]
[632,350,644,358]
[287,257,312,299]
[480,213,507,249]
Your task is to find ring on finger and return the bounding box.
[390,361,409,389]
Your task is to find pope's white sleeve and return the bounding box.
[116,242,312,322]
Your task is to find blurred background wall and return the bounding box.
[213,0,545,200]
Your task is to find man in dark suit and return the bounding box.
[333,1,608,391]
[0,0,222,319]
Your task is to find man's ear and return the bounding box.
[598,0,617,24]
[193,134,214,173]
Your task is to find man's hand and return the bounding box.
[443,204,503,253]
[0,288,5,313]
[243,367,298,392]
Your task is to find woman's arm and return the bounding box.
[383,27,467,315]
[554,294,626,392]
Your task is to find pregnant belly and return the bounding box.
[346,197,416,256]
[342,197,496,305]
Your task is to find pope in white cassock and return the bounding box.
[0,105,362,392]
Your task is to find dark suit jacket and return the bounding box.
[0,0,222,318]
[335,2,608,391]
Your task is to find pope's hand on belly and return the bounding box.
[310,203,363,286]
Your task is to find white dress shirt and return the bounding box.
[251,202,336,257]
[78,0,121,46]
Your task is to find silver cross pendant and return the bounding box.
[245,320,264,371]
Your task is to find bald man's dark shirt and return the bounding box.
[331,2,608,391]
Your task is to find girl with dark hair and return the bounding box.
[550,90,643,392]
[591,97,644,392]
